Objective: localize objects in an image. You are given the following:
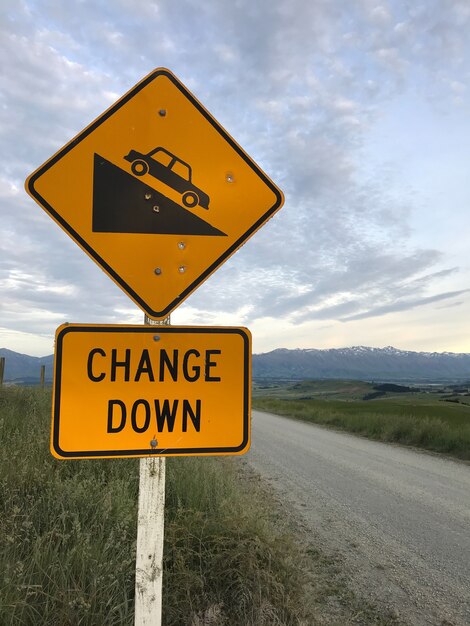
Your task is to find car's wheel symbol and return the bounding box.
[131,160,149,176]
[182,191,199,208]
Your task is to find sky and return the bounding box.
[1,0,469,357]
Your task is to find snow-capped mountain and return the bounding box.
[2,345,470,384]
[252,346,470,381]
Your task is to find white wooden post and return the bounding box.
[134,315,169,626]
[135,456,166,625]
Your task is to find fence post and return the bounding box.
[0,357,5,385]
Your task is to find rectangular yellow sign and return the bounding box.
[52,324,251,459]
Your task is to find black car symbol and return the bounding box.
[124,146,210,210]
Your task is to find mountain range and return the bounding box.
[252,346,470,382]
[1,345,470,384]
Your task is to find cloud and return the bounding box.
[341,289,470,321]
[1,0,469,355]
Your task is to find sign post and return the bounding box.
[25,67,283,624]
[135,454,165,626]
[134,315,169,626]
[51,320,251,623]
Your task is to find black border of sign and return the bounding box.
[26,68,284,319]
[52,325,251,459]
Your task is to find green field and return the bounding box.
[253,379,470,459]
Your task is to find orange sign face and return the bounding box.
[25,68,284,318]
[51,324,251,459]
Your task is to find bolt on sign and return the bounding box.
[25,68,284,319]
[51,324,251,459]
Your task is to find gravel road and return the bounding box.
[246,410,470,626]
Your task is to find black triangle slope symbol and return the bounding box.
[92,155,227,236]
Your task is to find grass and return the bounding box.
[0,385,313,625]
[253,381,470,460]
[163,457,310,625]
[0,387,138,625]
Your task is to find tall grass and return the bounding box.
[1,386,311,625]
[164,458,308,625]
[253,397,470,460]
[1,387,138,624]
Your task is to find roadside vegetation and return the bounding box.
[0,385,316,625]
[253,380,470,460]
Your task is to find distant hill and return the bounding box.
[2,345,470,384]
[252,346,470,382]
[0,349,54,384]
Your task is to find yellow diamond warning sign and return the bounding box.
[51,324,251,459]
[25,68,284,318]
